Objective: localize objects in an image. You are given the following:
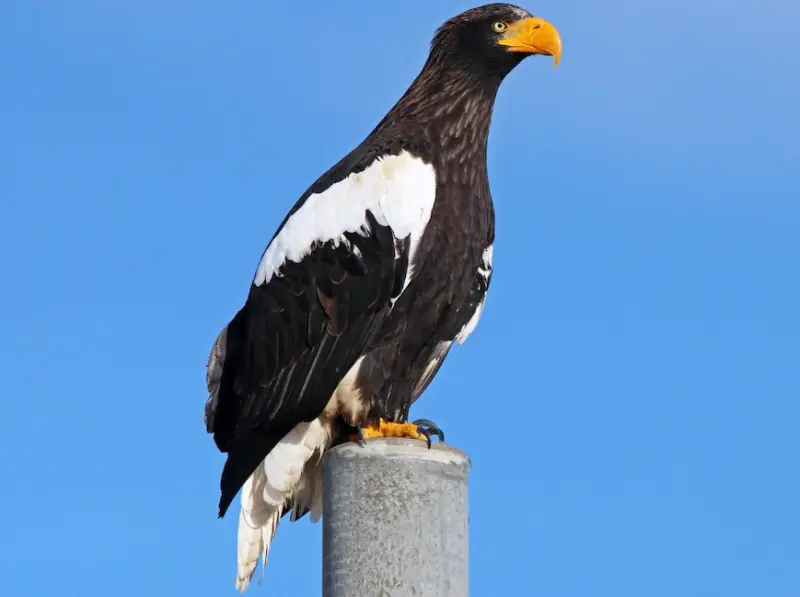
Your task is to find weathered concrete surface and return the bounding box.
[323,438,471,597]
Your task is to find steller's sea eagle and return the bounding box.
[205,3,562,591]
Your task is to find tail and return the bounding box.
[233,421,328,592]
[235,467,281,592]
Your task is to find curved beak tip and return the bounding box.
[499,18,563,69]
[540,23,563,69]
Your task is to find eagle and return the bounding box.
[205,3,561,591]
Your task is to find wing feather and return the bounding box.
[207,212,410,516]
[207,148,437,517]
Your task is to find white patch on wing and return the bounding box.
[482,244,493,271]
[254,151,437,287]
[455,243,493,345]
[235,419,330,592]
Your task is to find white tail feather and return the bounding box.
[235,502,280,592]
[234,419,329,592]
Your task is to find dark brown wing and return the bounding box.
[206,210,410,517]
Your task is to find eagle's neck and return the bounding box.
[376,63,502,170]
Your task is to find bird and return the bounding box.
[205,3,561,591]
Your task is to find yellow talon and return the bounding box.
[361,418,427,441]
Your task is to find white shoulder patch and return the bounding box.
[254,151,437,287]
[455,243,493,345]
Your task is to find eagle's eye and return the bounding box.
[491,21,508,33]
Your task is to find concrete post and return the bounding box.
[322,438,471,597]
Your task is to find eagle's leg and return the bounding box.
[351,418,445,448]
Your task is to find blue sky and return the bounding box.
[2,0,799,595]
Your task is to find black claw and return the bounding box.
[412,418,445,446]
[420,429,433,449]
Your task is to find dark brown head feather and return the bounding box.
[370,4,538,170]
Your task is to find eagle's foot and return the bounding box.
[351,418,445,448]
[411,418,445,445]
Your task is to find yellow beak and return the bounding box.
[497,17,563,67]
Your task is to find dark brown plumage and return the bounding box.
[204,4,561,590]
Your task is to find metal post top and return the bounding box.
[326,437,471,469]
[323,437,471,597]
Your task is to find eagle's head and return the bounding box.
[430,3,562,80]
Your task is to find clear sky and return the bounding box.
[2,1,799,596]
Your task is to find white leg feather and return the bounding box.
[289,453,325,523]
[233,419,330,592]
